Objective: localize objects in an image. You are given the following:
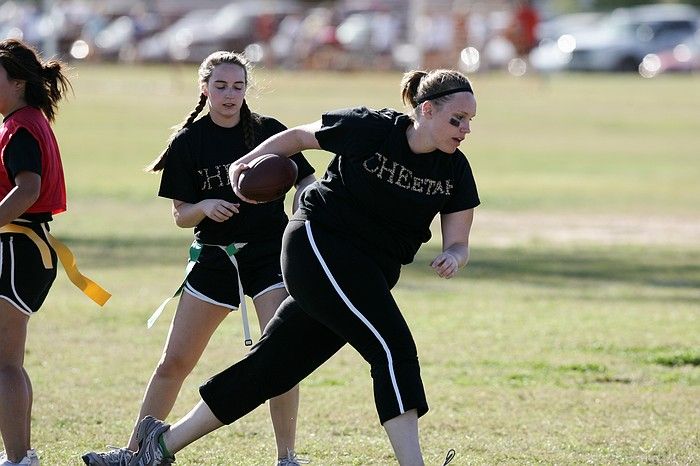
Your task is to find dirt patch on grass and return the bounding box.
[470,212,700,246]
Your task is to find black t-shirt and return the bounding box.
[4,128,42,179]
[158,114,315,245]
[298,107,480,267]
[3,127,52,222]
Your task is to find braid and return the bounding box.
[183,93,208,128]
[197,50,259,148]
[240,99,261,149]
[145,93,207,172]
[147,51,258,172]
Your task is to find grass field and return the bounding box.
[14,64,700,465]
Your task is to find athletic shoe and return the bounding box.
[0,449,37,466]
[441,448,456,466]
[0,452,33,465]
[26,450,39,466]
[128,416,174,466]
[82,447,134,465]
[276,449,309,466]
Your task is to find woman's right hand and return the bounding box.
[199,199,239,222]
[229,162,258,204]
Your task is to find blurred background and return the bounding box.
[1,0,699,78]
[2,3,698,463]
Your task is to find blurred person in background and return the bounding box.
[506,0,540,57]
[81,50,315,466]
[0,38,71,466]
[120,67,478,466]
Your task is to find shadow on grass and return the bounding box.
[62,234,700,296]
[404,244,700,293]
[58,234,189,268]
[652,352,700,367]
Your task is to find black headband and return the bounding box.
[415,86,473,105]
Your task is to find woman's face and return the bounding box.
[0,64,22,116]
[202,63,247,125]
[425,92,477,154]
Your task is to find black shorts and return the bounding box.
[184,238,285,309]
[0,222,58,315]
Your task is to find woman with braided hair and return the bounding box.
[83,51,315,466]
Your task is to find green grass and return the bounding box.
[10,65,700,465]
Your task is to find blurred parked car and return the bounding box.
[530,12,605,72]
[142,0,301,64]
[532,3,700,72]
[333,10,401,69]
[536,11,605,42]
[640,28,700,76]
[92,12,162,61]
[137,8,218,62]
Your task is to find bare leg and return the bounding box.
[253,287,300,460]
[22,367,32,453]
[126,293,229,450]
[0,301,30,462]
[162,401,223,453]
[383,410,424,466]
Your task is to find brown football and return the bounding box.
[237,154,298,202]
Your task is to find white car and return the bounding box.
[532,3,699,72]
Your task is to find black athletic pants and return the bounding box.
[200,219,428,424]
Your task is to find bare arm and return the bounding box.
[431,208,475,279]
[171,198,240,228]
[237,121,322,165]
[230,121,322,201]
[0,171,41,227]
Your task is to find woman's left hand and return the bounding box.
[431,252,460,279]
[229,162,258,204]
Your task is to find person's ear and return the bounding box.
[200,81,208,97]
[14,79,25,94]
[421,101,434,119]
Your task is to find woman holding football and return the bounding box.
[82,51,315,466]
[125,67,477,466]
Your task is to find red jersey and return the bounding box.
[0,106,66,215]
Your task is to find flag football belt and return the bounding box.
[0,222,111,306]
[147,240,253,346]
